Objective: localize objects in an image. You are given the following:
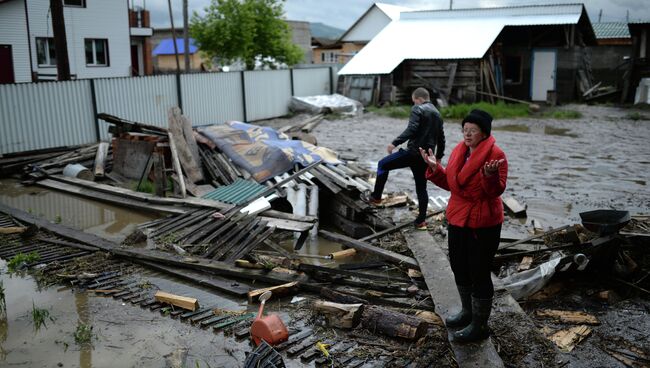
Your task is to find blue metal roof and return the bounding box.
[592,22,630,39]
[153,38,198,55]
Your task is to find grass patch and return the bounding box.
[366,104,412,119]
[493,124,531,133]
[441,101,530,120]
[54,215,62,224]
[135,180,155,194]
[541,110,582,119]
[626,112,649,121]
[32,301,55,331]
[7,251,40,272]
[74,322,94,345]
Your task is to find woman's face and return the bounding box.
[463,122,486,149]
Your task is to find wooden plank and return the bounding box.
[503,197,527,218]
[167,131,187,197]
[0,226,27,234]
[405,230,504,368]
[168,107,203,183]
[535,310,599,325]
[549,325,592,352]
[154,291,199,311]
[247,281,299,303]
[320,230,419,269]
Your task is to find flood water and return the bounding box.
[0,179,157,243]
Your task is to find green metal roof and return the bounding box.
[592,22,630,39]
[202,179,267,205]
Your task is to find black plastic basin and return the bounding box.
[579,210,630,235]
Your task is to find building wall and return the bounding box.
[0,0,31,82]
[26,0,131,79]
[287,20,312,64]
[339,42,364,64]
[312,47,342,64]
[341,6,391,43]
[156,53,203,72]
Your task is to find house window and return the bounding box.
[320,51,337,63]
[64,0,85,7]
[504,55,522,84]
[85,39,109,66]
[36,37,56,66]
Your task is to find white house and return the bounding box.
[0,0,136,83]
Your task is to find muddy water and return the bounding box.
[0,179,157,243]
[0,259,314,368]
[314,104,650,236]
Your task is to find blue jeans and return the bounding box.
[372,149,428,223]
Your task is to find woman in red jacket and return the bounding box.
[419,109,507,343]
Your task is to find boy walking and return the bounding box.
[366,87,445,229]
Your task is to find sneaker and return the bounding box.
[415,221,428,231]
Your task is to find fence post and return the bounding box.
[89,79,100,142]
[329,66,334,94]
[290,68,295,96]
[175,73,183,112]
[240,71,248,122]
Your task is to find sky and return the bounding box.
[139,0,650,31]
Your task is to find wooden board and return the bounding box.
[549,325,592,352]
[320,230,419,269]
[154,291,199,311]
[247,281,299,303]
[503,197,527,217]
[168,107,203,183]
[535,310,599,325]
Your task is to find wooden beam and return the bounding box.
[319,230,418,269]
[154,291,199,311]
[247,281,299,303]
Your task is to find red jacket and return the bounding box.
[426,135,507,229]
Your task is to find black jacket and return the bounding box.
[392,102,445,159]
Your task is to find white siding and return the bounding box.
[26,0,131,79]
[0,0,31,82]
[342,6,392,43]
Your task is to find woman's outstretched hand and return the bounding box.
[419,147,437,168]
[483,159,505,176]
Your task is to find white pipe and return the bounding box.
[308,185,319,237]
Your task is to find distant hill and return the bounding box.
[310,22,345,40]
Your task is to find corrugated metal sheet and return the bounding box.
[181,72,245,125]
[94,75,177,140]
[340,4,585,75]
[244,70,291,121]
[202,179,266,204]
[592,22,630,39]
[0,80,96,154]
[293,68,331,97]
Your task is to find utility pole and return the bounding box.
[183,0,190,72]
[167,0,181,73]
[598,9,602,23]
[50,0,71,80]
[449,0,453,10]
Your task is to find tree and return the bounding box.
[190,0,303,70]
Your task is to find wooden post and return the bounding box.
[167,132,186,198]
[50,0,71,80]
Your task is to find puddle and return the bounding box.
[493,124,578,137]
[0,260,289,368]
[0,179,158,243]
[494,124,530,133]
[543,126,578,137]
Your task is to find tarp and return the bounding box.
[199,121,340,182]
[289,94,363,115]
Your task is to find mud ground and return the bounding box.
[311,104,650,237]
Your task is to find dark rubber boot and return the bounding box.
[445,285,472,328]
[452,296,492,343]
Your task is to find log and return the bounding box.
[93,142,109,177]
[154,291,199,311]
[503,197,527,218]
[320,287,367,304]
[319,230,419,269]
[360,305,428,340]
[535,309,600,325]
[248,281,299,303]
[312,300,363,329]
[0,226,27,234]
[330,248,357,260]
[167,132,187,198]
